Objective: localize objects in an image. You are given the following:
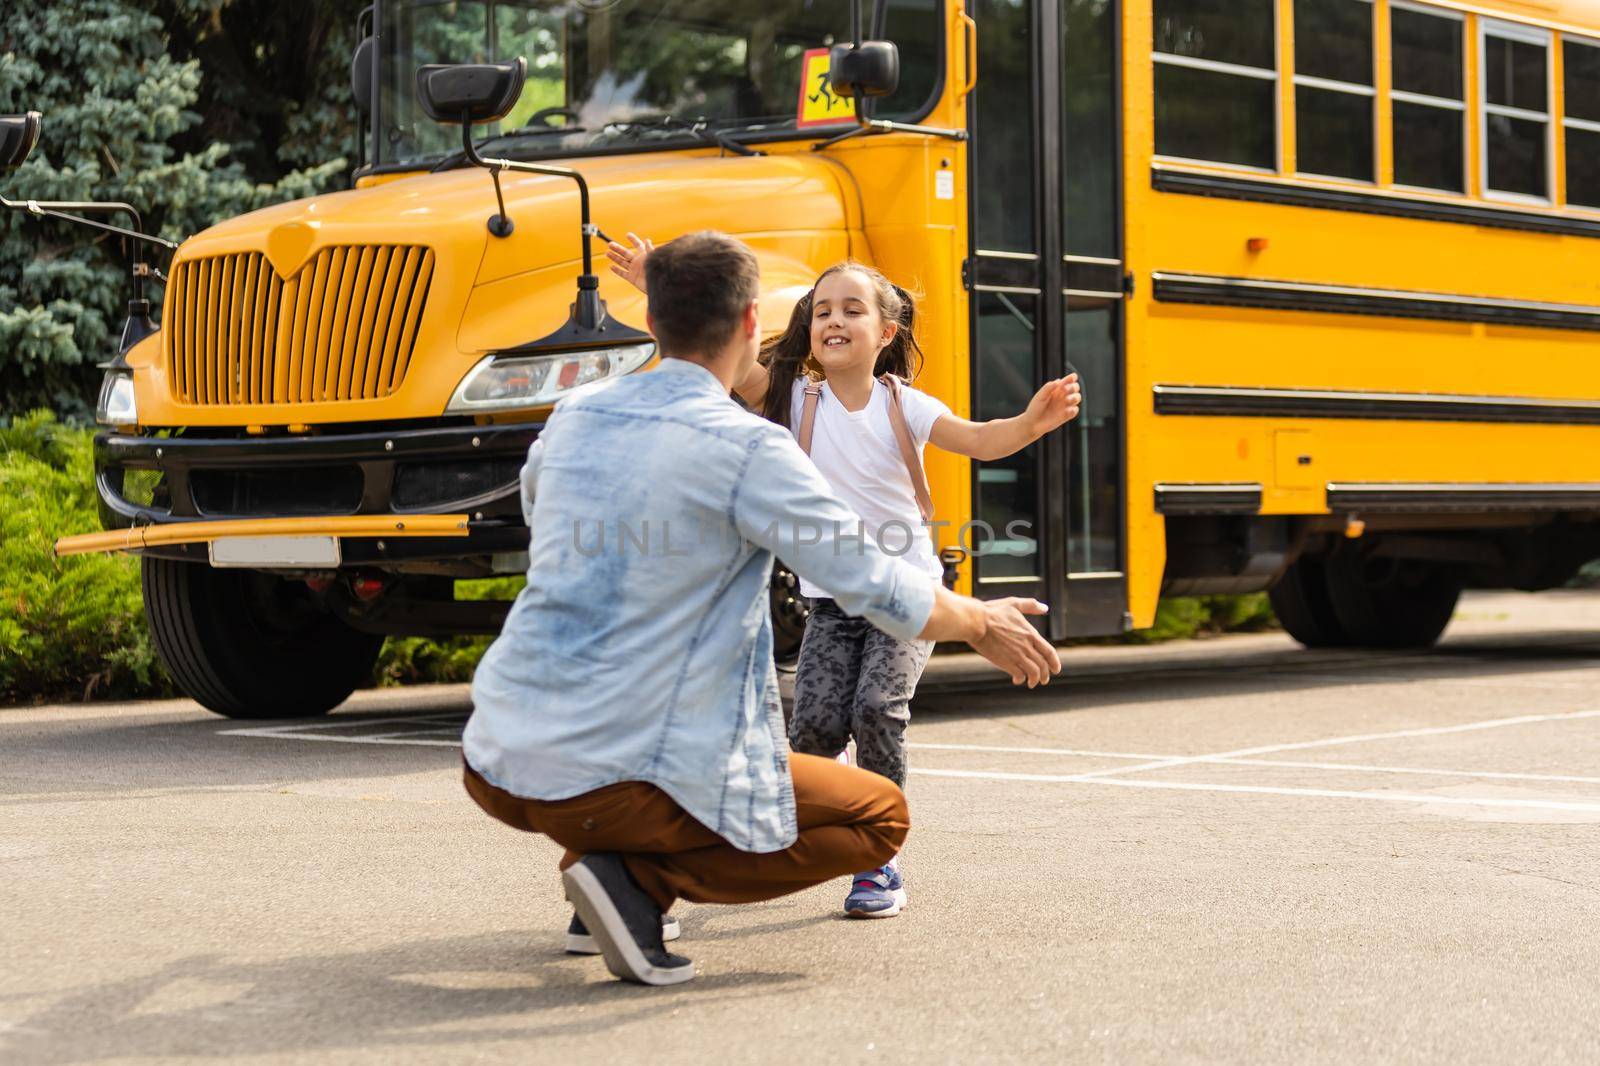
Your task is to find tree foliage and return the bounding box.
[0,0,356,418]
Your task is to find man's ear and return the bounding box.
[745,299,760,336]
[646,309,657,338]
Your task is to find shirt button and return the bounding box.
[581,818,596,830]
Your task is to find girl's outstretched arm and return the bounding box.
[928,374,1081,461]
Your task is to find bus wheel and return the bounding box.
[142,557,384,719]
[1321,547,1461,649]
[770,563,809,664]
[1268,555,1351,648]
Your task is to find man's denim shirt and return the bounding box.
[463,358,936,853]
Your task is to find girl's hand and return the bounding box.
[1023,373,1082,435]
[605,232,654,294]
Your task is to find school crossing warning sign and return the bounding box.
[796,47,856,128]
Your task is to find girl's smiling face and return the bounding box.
[809,269,897,374]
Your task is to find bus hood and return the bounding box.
[182,151,857,350]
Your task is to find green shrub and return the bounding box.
[1127,592,1278,644]
[0,414,530,703]
[372,576,526,687]
[0,410,173,702]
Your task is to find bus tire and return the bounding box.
[141,557,384,719]
[770,562,809,664]
[1320,548,1461,649]
[1268,555,1351,648]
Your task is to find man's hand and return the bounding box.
[605,232,654,294]
[971,598,1061,687]
[1022,373,1082,436]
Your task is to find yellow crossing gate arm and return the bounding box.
[53,514,471,557]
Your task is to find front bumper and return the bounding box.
[93,421,539,524]
[59,421,540,564]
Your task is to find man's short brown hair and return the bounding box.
[643,231,761,358]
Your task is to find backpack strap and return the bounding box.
[879,374,937,523]
[797,381,823,455]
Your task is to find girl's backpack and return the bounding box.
[796,374,936,522]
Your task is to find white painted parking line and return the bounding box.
[227,730,460,747]
[218,714,466,746]
[910,768,1600,814]
[220,710,1600,811]
[1202,757,1600,786]
[1072,708,1600,780]
[909,741,1600,787]
[908,741,1165,760]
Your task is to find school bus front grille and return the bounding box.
[165,245,436,405]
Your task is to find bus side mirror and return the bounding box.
[0,112,42,171]
[351,37,374,114]
[415,59,527,124]
[829,41,900,99]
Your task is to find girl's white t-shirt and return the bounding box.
[787,377,952,600]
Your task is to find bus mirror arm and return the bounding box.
[812,118,967,152]
[2,111,179,364]
[460,119,615,341]
[0,195,176,363]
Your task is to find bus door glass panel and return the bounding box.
[1062,299,1119,573]
[973,293,1043,580]
[1062,0,1122,577]
[970,0,1045,587]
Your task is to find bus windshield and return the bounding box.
[376,0,943,169]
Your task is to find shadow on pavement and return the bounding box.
[1,932,803,1065]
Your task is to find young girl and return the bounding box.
[608,235,1080,918]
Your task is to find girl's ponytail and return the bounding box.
[873,280,925,384]
[759,291,814,429]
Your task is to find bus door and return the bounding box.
[967,0,1126,639]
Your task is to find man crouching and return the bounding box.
[462,231,1060,986]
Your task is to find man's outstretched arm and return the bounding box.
[733,433,1061,687]
[916,585,1059,688]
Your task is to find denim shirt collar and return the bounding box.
[652,356,731,397]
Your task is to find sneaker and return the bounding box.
[844,863,908,919]
[566,911,681,955]
[561,853,695,986]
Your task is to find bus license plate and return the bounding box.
[209,535,341,568]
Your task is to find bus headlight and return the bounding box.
[445,342,655,413]
[96,370,138,427]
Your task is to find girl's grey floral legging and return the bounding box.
[787,598,934,788]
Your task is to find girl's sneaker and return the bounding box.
[844,863,907,918]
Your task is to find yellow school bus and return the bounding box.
[33,0,1600,718]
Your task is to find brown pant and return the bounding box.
[463,753,909,910]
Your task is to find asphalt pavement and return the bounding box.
[4,590,1600,1064]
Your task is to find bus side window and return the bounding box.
[1391,3,1466,194]
[1481,20,1552,201]
[1563,37,1600,209]
[1152,0,1278,170]
[1293,0,1375,182]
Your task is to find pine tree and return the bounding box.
[0,0,347,419]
